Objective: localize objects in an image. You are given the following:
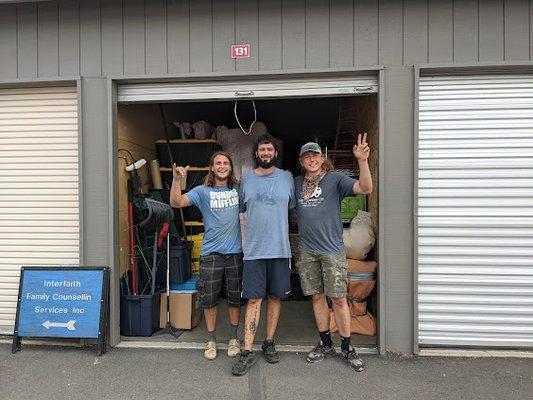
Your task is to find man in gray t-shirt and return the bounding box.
[295,135,373,372]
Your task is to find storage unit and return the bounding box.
[0,86,80,335]
[417,74,533,348]
[116,88,380,346]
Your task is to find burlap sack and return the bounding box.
[343,211,375,260]
[192,120,214,139]
[329,310,377,336]
[346,259,377,315]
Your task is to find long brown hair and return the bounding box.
[203,151,239,187]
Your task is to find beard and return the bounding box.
[255,155,277,169]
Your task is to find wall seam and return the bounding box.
[352,0,355,66]
[36,3,40,77]
[165,0,169,74]
[99,0,103,76]
[426,0,429,63]
[402,0,405,66]
[257,0,260,71]
[56,1,60,76]
[503,0,506,60]
[143,0,147,74]
[122,0,125,75]
[377,0,380,64]
[451,0,455,62]
[210,0,213,72]
[477,0,480,62]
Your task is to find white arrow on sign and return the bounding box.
[42,320,77,331]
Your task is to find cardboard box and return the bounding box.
[160,291,200,330]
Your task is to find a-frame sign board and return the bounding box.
[12,267,110,356]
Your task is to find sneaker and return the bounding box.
[204,341,217,360]
[340,348,365,372]
[227,338,240,358]
[306,341,335,363]
[231,351,257,376]
[262,340,280,364]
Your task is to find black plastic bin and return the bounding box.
[156,141,221,168]
[120,293,161,337]
[156,240,193,285]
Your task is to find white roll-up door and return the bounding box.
[417,74,533,348]
[0,86,80,334]
[117,75,378,102]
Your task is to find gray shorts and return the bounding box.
[296,251,348,298]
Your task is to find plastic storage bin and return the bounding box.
[189,233,203,274]
[120,293,161,336]
[170,276,199,291]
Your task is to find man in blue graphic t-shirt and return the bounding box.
[232,133,295,376]
[170,151,243,361]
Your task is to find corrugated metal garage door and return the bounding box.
[0,86,80,334]
[117,75,378,102]
[417,74,533,348]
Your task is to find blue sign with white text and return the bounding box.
[17,269,104,338]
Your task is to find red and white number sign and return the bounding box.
[231,44,251,59]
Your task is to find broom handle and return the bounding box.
[159,104,188,242]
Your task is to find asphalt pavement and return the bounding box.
[1,343,532,400]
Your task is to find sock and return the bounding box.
[319,330,333,348]
[340,335,351,352]
[207,330,216,343]
[263,339,274,347]
[230,324,238,340]
[241,349,252,355]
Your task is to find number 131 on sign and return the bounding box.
[231,44,251,59]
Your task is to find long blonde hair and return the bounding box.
[203,151,239,187]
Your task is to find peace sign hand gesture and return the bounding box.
[353,133,370,161]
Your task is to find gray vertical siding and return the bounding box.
[17,2,38,78]
[479,0,504,61]
[2,0,533,79]
[37,1,59,77]
[0,4,18,78]
[58,0,80,76]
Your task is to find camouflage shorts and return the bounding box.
[296,251,348,298]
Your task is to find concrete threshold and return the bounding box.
[115,340,379,355]
[419,348,533,359]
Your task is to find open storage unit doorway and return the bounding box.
[115,75,380,349]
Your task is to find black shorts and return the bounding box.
[198,253,243,309]
[241,258,291,300]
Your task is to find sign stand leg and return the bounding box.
[12,335,21,354]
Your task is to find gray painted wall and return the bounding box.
[1,0,531,354]
[1,0,532,78]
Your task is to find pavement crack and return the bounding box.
[248,362,266,400]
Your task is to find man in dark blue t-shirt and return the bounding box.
[295,134,373,372]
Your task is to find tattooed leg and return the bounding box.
[244,298,262,351]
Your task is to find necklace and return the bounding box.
[302,171,325,201]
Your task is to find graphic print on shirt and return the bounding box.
[209,188,239,209]
[254,184,277,205]
[299,185,324,207]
